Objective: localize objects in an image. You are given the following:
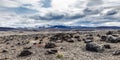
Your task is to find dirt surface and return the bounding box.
[0,30,120,60]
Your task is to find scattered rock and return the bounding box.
[86,36,93,40]
[74,35,80,39]
[35,37,39,40]
[107,35,118,43]
[66,38,75,43]
[84,39,92,43]
[113,50,120,55]
[0,58,9,60]
[18,50,33,57]
[23,47,32,49]
[2,50,7,53]
[116,37,120,42]
[100,36,107,41]
[103,44,111,49]
[45,43,56,48]
[17,43,21,45]
[50,33,73,42]
[106,31,113,35]
[97,34,101,37]
[86,42,104,52]
[112,34,119,37]
[46,49,58,54]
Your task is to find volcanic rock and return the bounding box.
[86,42,105,52]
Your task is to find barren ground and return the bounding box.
[0,30,120,60]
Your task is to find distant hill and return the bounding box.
[0,27,15,31]
[96,26,120,29]
[39,25,120,30]
[0,25,120,31]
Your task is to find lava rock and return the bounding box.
[103,44,111,49]
[66,38,75,43]
[113,50,120,55]
[74,35,80,39]
[35,36,39,40]
[107,35,118,43]
[106,31,113,35]
[100,36,107,41]
[116,37,120,42]
[50,33,72,42]
[46,49,58,54]
[97,34,101,37]
[23,47,32,49]
[2,50,7,53]
[86,36,93,40]
[45,43,56,48]
[84,39,93,43]
[112,34,119,37]
[86,42,104,52]
[18,50,32,57]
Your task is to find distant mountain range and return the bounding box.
[0,27,16,31]
[0,25,120,31]
[40,25,120,29]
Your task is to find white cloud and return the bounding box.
[0,0,20,7]
[51,0,78,9]
[0,0,120,28]
[102,22,120,26]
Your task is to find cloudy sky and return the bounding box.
[0,0,120,28]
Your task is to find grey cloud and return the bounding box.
[0,0,120,28]
[41,0,51,8]
[83,8,102,15]
[30,12,85,20]
[87,0,103,7]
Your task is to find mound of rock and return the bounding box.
[107,35,120,43]
[86,42,105,52]
[84,39,93,43]
[100,35,107,41]
[46,49,58,55]
[50,33,73,42]
[18,50,33,57]
[45,43,56,48]
[103,44,111,49]
[113,50,120,55]
[100,34,120,43]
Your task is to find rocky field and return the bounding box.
[0,30,120,60]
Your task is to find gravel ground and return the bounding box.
[0,30,119,60]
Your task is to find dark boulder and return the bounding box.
[84,39,92,43]
[106,31,113,35]
[45,43,56,48]
[74,35,80,39]
[18,50,32,57]
[50,33,73,42]
[86,42,105,52]
[103,44,111,49]
[46,49,58,54]
[112,34,119,37]
[2,50,8,53]
[107,35,118,43]
[23,47,32,49]
[116,37,120,42]
[113,50,120,55]
[35,36,39,40]
[100,36,107,41]
[66,38,75,43]
[97,34,101,37]
[86,36,94,40]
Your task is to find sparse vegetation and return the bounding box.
[56,53,64,59]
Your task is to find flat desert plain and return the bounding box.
[0,30,120,60]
